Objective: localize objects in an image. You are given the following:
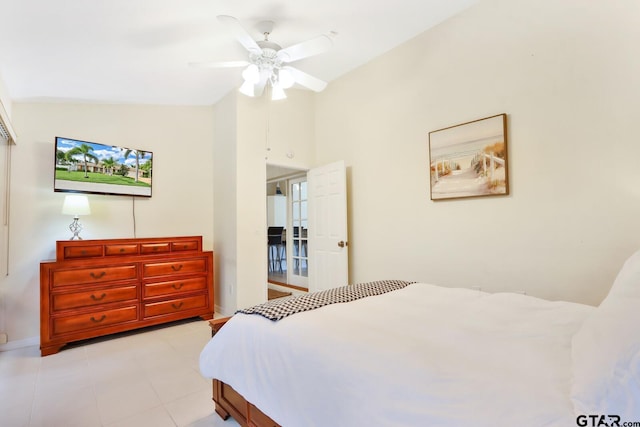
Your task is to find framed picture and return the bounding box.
[428,114,508,201]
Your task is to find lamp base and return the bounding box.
[69,216,83,240]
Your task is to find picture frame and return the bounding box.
[428,114,508,201]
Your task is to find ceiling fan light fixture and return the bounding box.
[278,68,295,89]
[210,16,331,99]
[242,64,260,83]
[271,83,287,101]
[239,80,255,97]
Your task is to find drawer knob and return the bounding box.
[171,264,183,272]
[119,248,125,253]
[90,293,107,301]
[172,302,184,310]
[90,271,106,279]
[172,283,184,290]
[90,315,106,323]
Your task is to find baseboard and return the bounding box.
[214,304,235,318]
[0,335,39,352]
[267,280,308,292]
[268,283,307,297]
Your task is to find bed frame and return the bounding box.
[208,317,281,427]
[212,379,281,427]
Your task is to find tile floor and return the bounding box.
[0,319,240,427]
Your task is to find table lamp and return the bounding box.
[61,195,91,240]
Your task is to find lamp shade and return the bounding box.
[239,80,255,97]
[242,64,260,84]
[62,195,91,216]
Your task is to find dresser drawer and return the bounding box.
[143,258,207,278]
[52,305,138,335]
[52,265,138,287]
[52,285,138,311]
[105,244,139,256]
[143,294,207,318]
[63,245,104,259]
[140,243,170,254]
[171,240,199,252]
[144,277,207,298]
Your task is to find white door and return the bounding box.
[307,160,348,292]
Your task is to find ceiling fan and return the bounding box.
[191,15,333,100]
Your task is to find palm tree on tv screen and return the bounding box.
[66,144,99,178]
[124,149,149,183]
[102,157,116,176]
[140,158,152,178]
[56,149,67,165]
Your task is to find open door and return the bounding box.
[307,160,348,292]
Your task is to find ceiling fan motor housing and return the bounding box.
[212,15,330,95]
[250,43,286,84]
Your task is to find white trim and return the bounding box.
[0,335,39,352]
[266,171,305,184]
[0,99,17,143]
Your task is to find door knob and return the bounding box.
[338,241,347,248]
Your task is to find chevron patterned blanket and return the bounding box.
[236,279,415,321]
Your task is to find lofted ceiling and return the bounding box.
[0,0,477,106]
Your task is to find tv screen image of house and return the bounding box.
[54,136,153,197]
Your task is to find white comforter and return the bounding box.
[200,283,593,427]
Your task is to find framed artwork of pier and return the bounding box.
[428,113,509,201]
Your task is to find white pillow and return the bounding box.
[571,250,640,419]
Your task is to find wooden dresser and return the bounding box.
[40,236,214,356]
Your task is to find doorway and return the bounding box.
[266,165,308,293]
[266,160,349,295]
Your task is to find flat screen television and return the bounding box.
[54,136,153,197]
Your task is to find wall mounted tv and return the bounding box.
[54,136,153,197]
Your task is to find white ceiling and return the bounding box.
[0,0,477,106]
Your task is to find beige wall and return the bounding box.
[264,89,316,169]
[215,89,316,315]
[314,0,640,305]
[213,92,238,314]
[1,102,214,344]
[235,95,269,310]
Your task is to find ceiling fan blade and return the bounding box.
[217,15,262,53]
[188,60,249,68]
[277,35,332,63]
[283,66,328,92]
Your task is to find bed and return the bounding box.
[200,251,640,426]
